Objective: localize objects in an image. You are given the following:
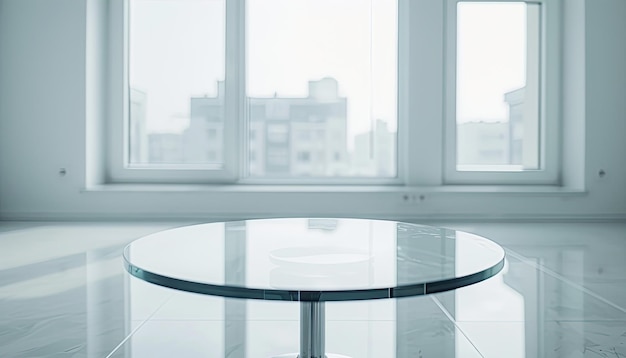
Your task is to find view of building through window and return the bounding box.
[455,2,541,171]
[130,78,397,177]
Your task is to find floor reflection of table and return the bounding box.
[123,218,505,358]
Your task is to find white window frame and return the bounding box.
[105,0,563,187]
[107,0,242,184]
[443,0,561,185]
[106,0,405,185]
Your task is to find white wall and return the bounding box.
[0,0,625,221]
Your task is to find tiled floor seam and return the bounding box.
[430,295,485,358]
[104,292,175,358]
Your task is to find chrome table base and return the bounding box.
[271,302,351,358]
[300,301,325,358]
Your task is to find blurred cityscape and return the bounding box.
[129,78,530,177]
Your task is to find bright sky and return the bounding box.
[457,2,528,122]
[129,0,529,136]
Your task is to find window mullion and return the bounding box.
[107,0,128,182]
[541,0,562,183]
[396,0,410,186]
[443,0,458,184]
[406,0,446,186]
[224,0,245,181]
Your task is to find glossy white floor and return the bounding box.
[1,220,625,358]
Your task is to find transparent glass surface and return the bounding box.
[128,0,225,167]
[124,218,505,301]
[456,2,541,171]
[246,0,398,178]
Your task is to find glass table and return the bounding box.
[123,218,505,358]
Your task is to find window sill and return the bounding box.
[82,183,587,196]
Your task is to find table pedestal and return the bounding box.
[300,301,325,358]
[272,301,350,358]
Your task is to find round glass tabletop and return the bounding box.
[123,218,505,302]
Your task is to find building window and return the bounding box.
[266,123,289,144]
[297,151,311,163]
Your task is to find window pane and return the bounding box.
[456,2,541,171]
[246,0,398,178]
[128,0,225,167]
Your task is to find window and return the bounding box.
[297,151,311,163]
[246,0,397,179]
[108,0,235,183]
[111,0,398,184]
[108,0,560,186]
[128,0,226,169]
[444,0,560,184]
